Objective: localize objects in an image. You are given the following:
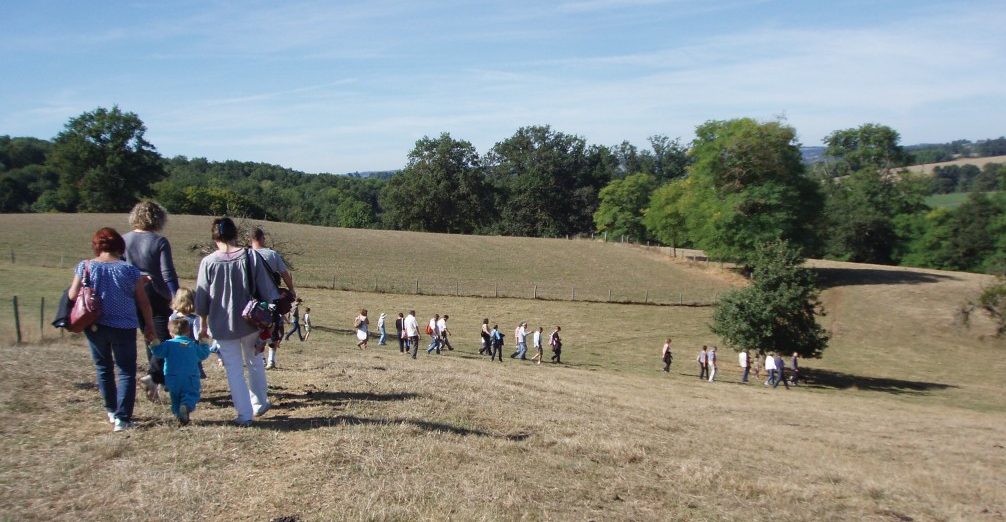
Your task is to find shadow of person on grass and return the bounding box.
[814,267,958,289]
[802,368,957,396]
[196,413,530,440]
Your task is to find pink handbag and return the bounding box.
[68,261,102,333]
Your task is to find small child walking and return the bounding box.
[530,326,544,365]
[662,337,673,373]
[170,287,209,376]
[355,309,369,349]
[152,316,211,425]
[303,307,312,341]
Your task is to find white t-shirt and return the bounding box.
[428,318,439,336]
[533,331,541,348]
[404,314,419,336]
[437,318,447,334]
[765,355,777,370]
[739,351,748,367]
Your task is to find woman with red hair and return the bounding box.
[68,227,156,432]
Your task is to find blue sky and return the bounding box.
[2,0,1004,173]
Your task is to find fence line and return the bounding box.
[1,295,55,345]
[1,243,726,309]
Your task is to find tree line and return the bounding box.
[2,106,1006,275]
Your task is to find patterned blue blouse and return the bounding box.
[75,260,142,329]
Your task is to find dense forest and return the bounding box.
[2,106,1006,274]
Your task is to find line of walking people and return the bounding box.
[662,339,802,387]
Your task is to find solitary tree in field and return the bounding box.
[711,240,830,358]
[48,106,165,212]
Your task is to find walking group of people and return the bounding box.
[660,340,801,388]
[67,201,307,431]
[478,320,563,364]
[351,311,565,366]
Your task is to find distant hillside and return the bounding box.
[903,155,1006,175]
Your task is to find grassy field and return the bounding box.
[1,214,1005,520]
[924,191,1000,209]
[904,154,1006,175]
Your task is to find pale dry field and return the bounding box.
[903,154,1006,175]
[1,214,1005,520]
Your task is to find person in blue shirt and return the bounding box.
[490,324,504,362]
[152,316,211,425]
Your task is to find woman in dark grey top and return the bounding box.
[123,200,178,402]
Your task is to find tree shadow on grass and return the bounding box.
[814,267,959,289]
[198,413,529,440]
[199,389,419,410]
[802,368,957,396]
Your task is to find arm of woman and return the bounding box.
[134,276,157,343]
[68,275,82,301]
[158,237,179,296]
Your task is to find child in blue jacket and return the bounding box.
[153,316,211,425]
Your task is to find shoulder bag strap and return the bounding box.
[244,248,258,301]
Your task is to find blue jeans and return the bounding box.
[511,341,527,359]
[742,366,750,382]
[379,326,387,345]
[767,368,777,385]
[284,320,303,341]
[426,336,441,354]
[84,324,138,422]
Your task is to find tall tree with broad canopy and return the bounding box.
[593,172,657,242]
[711,240,829,358]
[47,106,165,212]
[379,133,489,233]
[486,125,615,237]
[821,123,910,177]
[645,118,823,265]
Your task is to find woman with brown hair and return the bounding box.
[195,217,279,426]
[123,200,179,403]
[68,227,156,432]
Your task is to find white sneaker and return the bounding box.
[107,412,116,424]
[113,419,134,432]
[254,403,271,417]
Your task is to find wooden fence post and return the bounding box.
[644,290,648,303]
[494,282,498,298]
[679,293,683,305]
[40,296,45,340]
[608,289,611,302]
[415,279,420,295]
[13,296,22,345]
[571,286,575,301]
[456,281,459,296]
[332,276,336,289]
[9,249,14,264]
[533,284,537,300]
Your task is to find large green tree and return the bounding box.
[48,106,166,212]
[645,118,823,265]
[711,240,829,358]
[821,123,910,177]
[593,172,657,242]
[486,125,615,237]
[380,133,489,233]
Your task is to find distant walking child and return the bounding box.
[531,327,544,365]
[378,312,387,345]
[152,317,211,425]
[662,338,673,372]
[303,307,312,341]
[355,309,369,349]
[707,346,718,382]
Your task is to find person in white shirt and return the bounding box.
[377,312,387,345]
[426,314,441,354]
[530,327,544,365]
[511,322,528,360]
[707,346,718,382]
[404,310,420,359]
[764,353,777,386]
[697,346,708,380]
[437,314,453,351]
[739,349,750,383]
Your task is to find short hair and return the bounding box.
[92,227,126,256]
[171,287,196,315]
[251,226,266,243]
[360,308,368,315]
[211,217,238,243]
[168,316,192,337]
[128,200,168,231]
[305,307,311,312]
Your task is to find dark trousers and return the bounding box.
[409,336,419,358]
[551,349,561,363]
[662,354,672,372]
[397,330,406,352]
[84,325,137,422]
[698,362,707,379]
[741,366,750,382]
[137,284,171,384]
[773,369,790,389]
[491,343,502,361]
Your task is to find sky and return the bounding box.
[2,0,1004,174]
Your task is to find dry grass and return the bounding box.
[903,155,1006,175]
[1,214,1005,520]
